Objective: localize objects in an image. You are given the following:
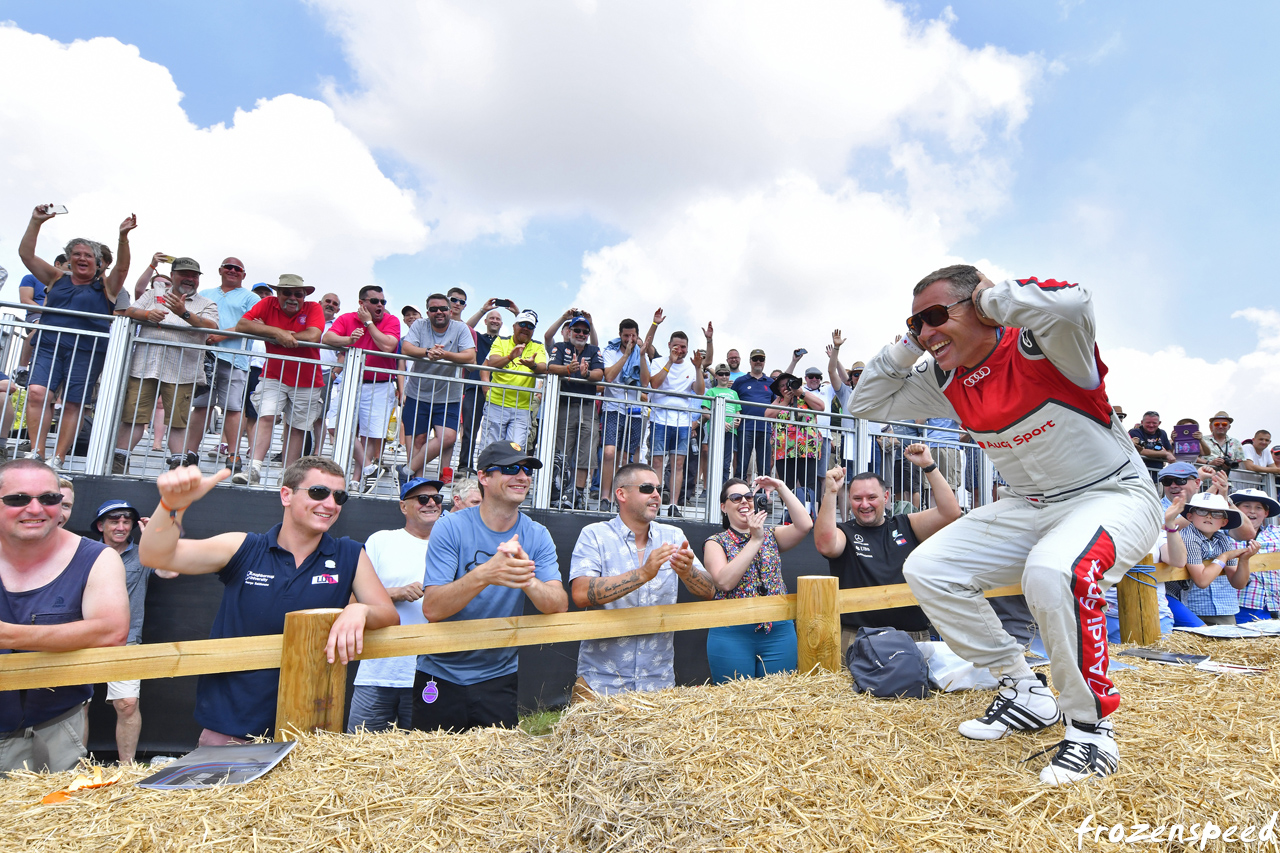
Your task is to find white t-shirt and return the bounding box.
[601,346,644,415]
[1243,444,1274,470]
[353,528,430,688]
[648,357,700,426]
[808,382,835,436]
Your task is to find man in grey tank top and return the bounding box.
[0,459,130,772]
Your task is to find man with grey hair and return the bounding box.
[450,476,481,511]
[850,263,1161,785]
[17,205,137,468]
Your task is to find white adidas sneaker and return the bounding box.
[958,673,1062,740]
[1037,718,1119,785]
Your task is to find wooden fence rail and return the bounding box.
[1,556,1275,742]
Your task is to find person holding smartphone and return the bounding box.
[703,476,812,683]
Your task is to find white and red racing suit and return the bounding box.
[849,276,1161,724]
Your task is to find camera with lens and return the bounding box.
[753,490,770,513]
[785,376,802,392]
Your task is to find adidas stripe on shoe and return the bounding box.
[1034,718,1119,785]
[958,672,1062,741]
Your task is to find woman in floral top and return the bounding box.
[764,375,825,516]
[703,475,814,683]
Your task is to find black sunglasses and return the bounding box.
[103,511,135,522]
[715,372,730,377]
[485,464,534,476]
[277,288,308,298]
[907,298,968,336]
[301,485,349,505]
[1160,477,1190,487]
[1,492,63,508]
[411,493,443,505]
[449,297,467,305]
[622,483,658,494]
[364,298,387,306]
[426,305,450,313]
[750,356,765,363]
[725,492,752,503]
[221,264,244,273]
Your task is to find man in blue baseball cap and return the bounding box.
[92,499,177,764]
[347,476,443,733]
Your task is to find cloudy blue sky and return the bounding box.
[1,1,1276,433]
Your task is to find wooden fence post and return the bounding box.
[275,609,347,742]
[796,575,840,674]
[1116,563,1160,645]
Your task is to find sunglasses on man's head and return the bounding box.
[221,264,244,273]
[485,464,534,476]
[300,485,349,505]
[1160,477,1190,487]
[1189,508,1228,519]
[364,298,386,306]
[410,493,443,505]
[1,492,63,508]
[426,305,450,313]
[907,298,968,336]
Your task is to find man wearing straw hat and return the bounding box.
[232,274,326,485]
[849,266,1162,785]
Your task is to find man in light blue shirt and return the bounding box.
[569,462,715,698]
[188,257,262,471]
[414,441,568,731]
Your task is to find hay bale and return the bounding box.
[2,635,1279,851]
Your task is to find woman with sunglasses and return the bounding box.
[703,476,813,683]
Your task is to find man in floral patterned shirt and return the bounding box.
[568,463,717,698]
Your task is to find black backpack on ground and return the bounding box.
[846,626,931,699]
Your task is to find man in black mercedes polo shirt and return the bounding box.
[814,442,962,655]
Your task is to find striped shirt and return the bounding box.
[1238,523,1280,613]
[1179,525,1240,617]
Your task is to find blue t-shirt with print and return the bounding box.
[418,507,560,684]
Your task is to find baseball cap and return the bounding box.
[94,500,139,525]
[568,315,590,329]
[476,441,542,471]
[1156,461,1199,480]
[400,477,445,501]
[251,282,273,295]
[749,349,766,359]
[804,367,823,377]
[171,257,201,274]
[513,309,539,327]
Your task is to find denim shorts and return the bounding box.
[652,423,691,456]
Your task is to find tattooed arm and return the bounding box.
[571,543,675,609]
[669,540,717,600]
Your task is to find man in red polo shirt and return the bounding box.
[231,274,324,485]
[323,285,401,491]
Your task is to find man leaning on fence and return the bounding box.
[138,457,398,745]
[0,459,130,772]
[414,442,568,733]
[569,462,716,701]
[398,293,476,485]
[232,275,325,484]
[115,257,219,473]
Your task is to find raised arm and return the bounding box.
[103,214,137,300]
[903,443,963,540]
[814,467,849,559]
[17,206,60,286]
[755,476,812,549]
[138,467,247,574]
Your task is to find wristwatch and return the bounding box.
[180,310,191,322]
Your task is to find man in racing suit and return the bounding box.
[849,264,1161,785]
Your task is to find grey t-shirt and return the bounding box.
[404,318,475,404]
[120,543,153,645]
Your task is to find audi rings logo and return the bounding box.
[963,367,991,387]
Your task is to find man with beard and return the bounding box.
[347,477,443,733]
[529,313,605,510]
[569,463,715,700]
[323,286,402,490]
[91,500,177,764]
[399,293,475,484]
[139,458,398,744]
[0,459,129,772]
[115,258,220,472]
[232,275,325,483]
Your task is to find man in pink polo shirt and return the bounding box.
[231,274,325,484]
[323,285,401,490]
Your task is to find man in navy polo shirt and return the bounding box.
[414,441,568,732]
[139,456,399,744]
[731,348,775,479]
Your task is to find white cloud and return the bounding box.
[0,25,427,306]
[315,0,1040,242]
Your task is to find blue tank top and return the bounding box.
[39,273,115,350]
[0,538,106,731]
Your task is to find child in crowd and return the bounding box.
[1178,493,1260,625]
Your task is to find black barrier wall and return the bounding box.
[69,477,834,757]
